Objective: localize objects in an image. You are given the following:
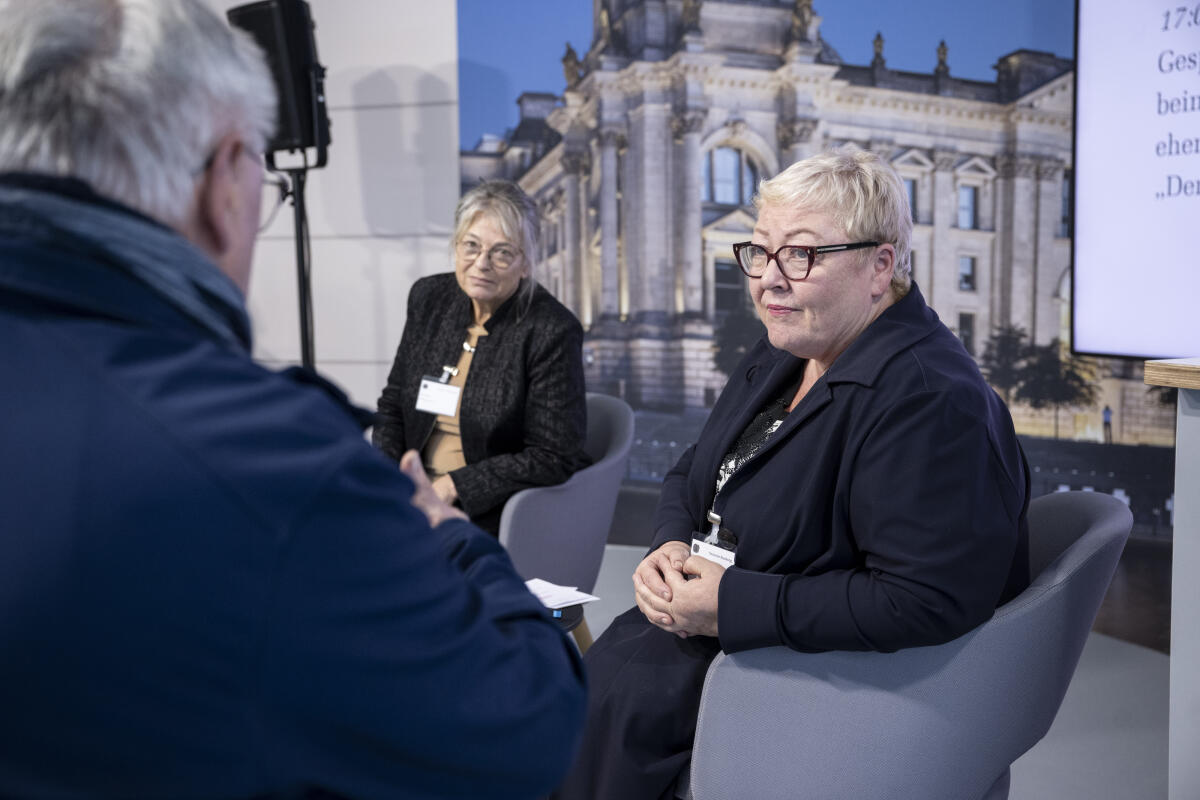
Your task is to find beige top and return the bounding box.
[423,323,489,476]
[1144,358,1200,391]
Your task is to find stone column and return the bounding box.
[628,102,671,320]
[993,152,1015,327]
[597,127,623,319]
[929,148,958,310]
[618,128,635,319]
[561,150,590,319]
[583,120,630,402]
[673,110,705,316]
[538,190,564,291]
[625,98,677,408]
[996,153,1039,340]
[1034,157,1066,343]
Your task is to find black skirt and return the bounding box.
[552,606,722,800]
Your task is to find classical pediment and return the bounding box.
[956,155,996,178]
[892,148,934,171]
[703,207,757,235]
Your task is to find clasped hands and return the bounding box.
[633,540,724,639]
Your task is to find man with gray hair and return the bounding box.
[0,1,584,797]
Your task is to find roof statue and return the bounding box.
[790,0,814,42]
[562,42,582,87]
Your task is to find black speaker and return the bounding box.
[227,0,331,166]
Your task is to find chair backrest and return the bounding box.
[497,393,634,593]
[686,491,1132,800]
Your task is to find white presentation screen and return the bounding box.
[1073,0,1200,358]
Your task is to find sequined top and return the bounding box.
[713,373,803,496]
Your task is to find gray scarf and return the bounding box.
[0,181,251,350]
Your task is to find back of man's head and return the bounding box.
[0,0,277,227]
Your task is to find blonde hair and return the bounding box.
[756,145,912,295]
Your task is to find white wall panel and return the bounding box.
[245,238,302,362]
[209,0,460,406]
[317,3,457,107]
[307,235,452,363]
[259,103,459,240]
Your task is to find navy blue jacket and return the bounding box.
[653,285,1030,654]
[0,178,585,799]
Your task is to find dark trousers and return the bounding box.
[551,607,721,800]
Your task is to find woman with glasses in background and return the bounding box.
[553,146,1031,799]
[373,179,589,534]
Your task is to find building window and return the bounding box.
[903,178,917,222]
[713,259,748,316]
[958,312,976,356]
[957,184,978,229]
[702,146,758,206]
[958,256,977,291]
[1060,170,1073,238]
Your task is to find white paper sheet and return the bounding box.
[525,578,600,609]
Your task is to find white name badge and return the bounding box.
[690,537,736,569]
[415,378,461,417]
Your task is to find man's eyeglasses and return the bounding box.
[456,238,521,270]
[259,169,290,232]
[731,240,880,281]
[194,143,291,233]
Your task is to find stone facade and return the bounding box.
[465,0,1088,418]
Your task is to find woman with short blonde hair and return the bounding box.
[554,147,1029,799]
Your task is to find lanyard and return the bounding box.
[437,339,478,384]
[704,509,722,541]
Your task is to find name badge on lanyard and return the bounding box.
[690,510,737,569]
[415,365,461,417]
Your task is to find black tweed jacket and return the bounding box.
[373,273,590,531]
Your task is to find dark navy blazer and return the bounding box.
[653,285,1030,654]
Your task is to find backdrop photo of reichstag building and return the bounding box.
[460,0,1176,536]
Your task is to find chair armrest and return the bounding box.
[688,509,1128,800]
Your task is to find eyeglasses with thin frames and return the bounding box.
[731,240,880,281]
[194,143,292,233]
[258,168,290,232]
[456,238,522,270]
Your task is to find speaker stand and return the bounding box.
[285,167,315,370]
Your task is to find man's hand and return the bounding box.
[430,474,458,506]
[632,540,691,630]
[400,450,468,528]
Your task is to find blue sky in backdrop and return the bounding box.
[456,0,1076,150]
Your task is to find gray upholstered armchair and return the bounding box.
[499,392,634,650]
[679,490,1132,800]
